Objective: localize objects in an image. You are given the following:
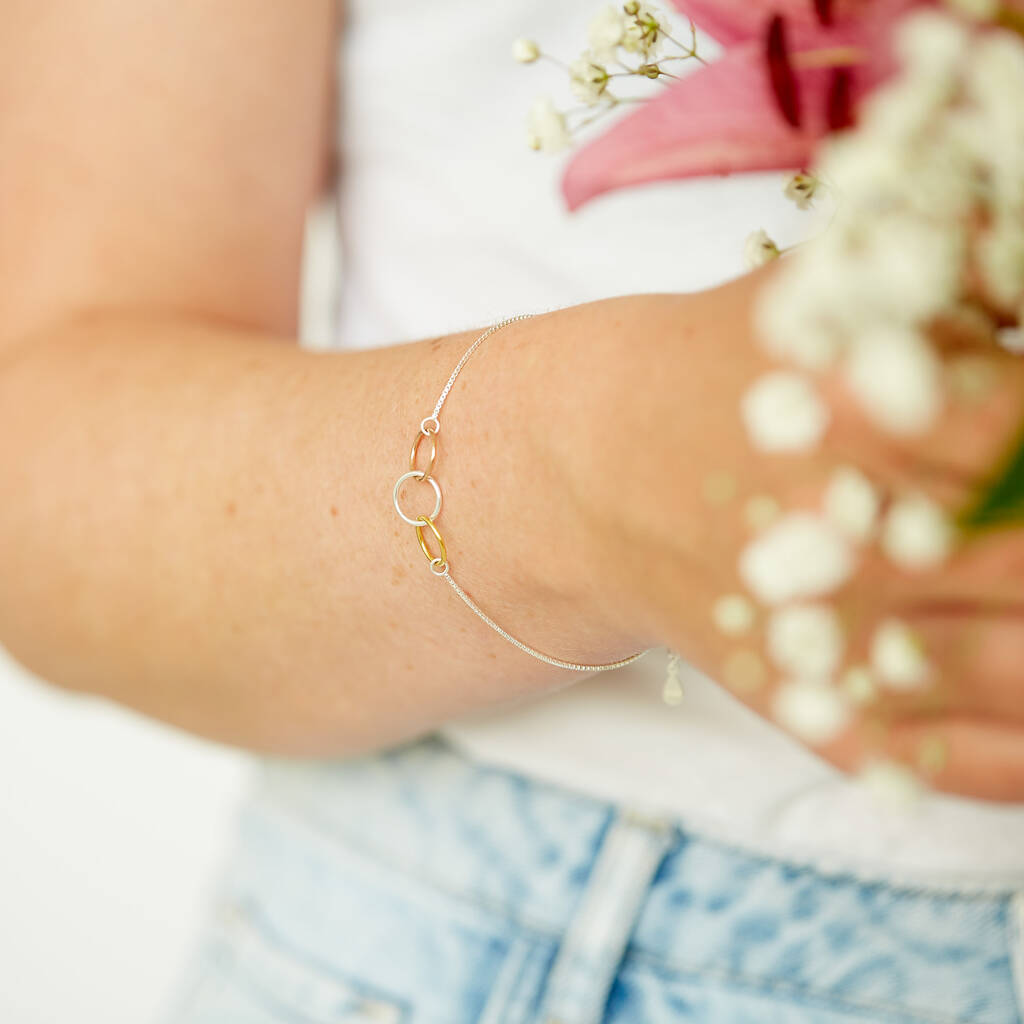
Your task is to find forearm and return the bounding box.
[0,302,652,755]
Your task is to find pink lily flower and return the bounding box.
[562,0,931,210]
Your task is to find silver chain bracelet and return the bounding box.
[392,314,652,673]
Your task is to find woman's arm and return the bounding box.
[0,0,652,754]
[5,2,1022,801]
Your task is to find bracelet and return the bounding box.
[392,314,652,673]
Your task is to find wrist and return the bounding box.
[519,294,687,654]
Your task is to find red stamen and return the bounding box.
[827,68,855,130]
[767,16,802,129]
[813,0,835,27]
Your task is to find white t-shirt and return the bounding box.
[334,0,1024,886]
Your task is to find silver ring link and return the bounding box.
[392,470,442,527]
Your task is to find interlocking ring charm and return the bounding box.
[415,514,448,573]
[393,470,442,527]
[409,429,438,478]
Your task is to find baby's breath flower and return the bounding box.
[918,734,950,774]
[741,371,830,453]
[773,680,851,745]
[622,2,671,59]
[858,759,923,809]
[744,229,780,269]
[947,355,999,404]
[871,619,932,691]
[852,215,964,325]
[569,52,611,105]
[723,649,767,693]
[745,495,782,532]
[823,466,880,544]
[998,323,1024,353]
[976,213,1024,309]
[703,471,738,505]
[588,5,628,63]
[784,171,821,210]
[767,604,845,679]
[740,513,855,605]
[527,96,570,152]
[841,666,878,705]
[712,594,756,636]
[881,494,955,570]
[963,34,1024,206]
[512,38,541,63]
[844,325,944,436]
[754,269,843,371]
[895,11,971,89]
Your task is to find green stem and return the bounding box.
[958,417,1024,531]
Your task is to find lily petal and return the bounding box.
[669,0,837,44]
[566,0,926,209]
[563,42,835,209]
[669,0,930,43]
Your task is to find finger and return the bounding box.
[826,716,1024,803]
[822,345,1024,498]
[874,525,1024,612]
[889,609,1024,723]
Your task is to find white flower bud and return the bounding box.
[857,759,923,810]
[754,268,843,372]
[621,2,669,58]
[784,171,821,210]
[569,52,609,105]
[773,680,851,745]
[588,5,627,62]
[512,38,541,63]
[745,495,782,532]
[712,594,757,636]
[741,371,830,453]
[744,229,780,269]
[871,619,931,691]
[823,466,881,544]
[767,604,844,679]
[948,356,999,405]
[998,324,1024,354]
[896,11,971,84]
[841,666,878,705]
[722,650,767,693]
[976,215,1024,310]
[844,326,944,436]
[881,494,954,571]
[526,97,570,153]
[740,514,856,606]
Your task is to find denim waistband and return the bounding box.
[244,737,1024,1024]
[253,736,1024,903]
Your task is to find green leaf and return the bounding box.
[958,421,1024,531]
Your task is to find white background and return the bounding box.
[0,202,341,1024]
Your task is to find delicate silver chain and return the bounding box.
[393,314,653,674]
[430,313,535,423]
[440,570,650,672]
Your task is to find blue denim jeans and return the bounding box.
[163,737,1024,1024]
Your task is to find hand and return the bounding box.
[561,267,1024,802]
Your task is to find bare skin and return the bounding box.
[1,2,1022,799]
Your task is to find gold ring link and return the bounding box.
[409,429,438,478]
[415,514,448,573]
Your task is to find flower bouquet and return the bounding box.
[516,0,1024,801]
